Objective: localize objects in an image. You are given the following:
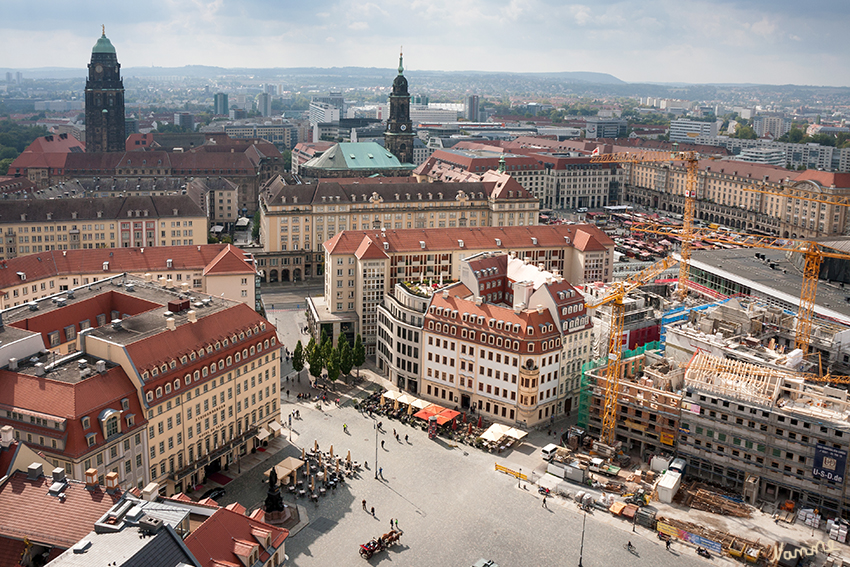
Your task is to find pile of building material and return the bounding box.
[798,508,821,529]
[827,518,848,543]
[688,488,752,518]
[658,516,772,559]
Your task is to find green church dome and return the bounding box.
[92,28,116,54]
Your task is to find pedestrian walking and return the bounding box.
[394,519,399,529]
[378,467,383,479]
[404,434,408,443]
[393,429,397,437]
[542,496,548,508]
[381,440,385,449]
[286,389,290,398]
[343,423,348,433]
[666,540,671,551]
[371,506,375,517]
[362,499,367,510]
[389,518,394,529]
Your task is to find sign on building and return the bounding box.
[812,444,847,484]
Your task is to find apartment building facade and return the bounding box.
[0,244,257,311]
[0,275,280,496]
[414,147,625,210]
[418,252,592,426]
[256,172,539,283]
[624,161,850,238]
[0,195,207,262]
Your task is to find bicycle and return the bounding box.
[624,543,638,556]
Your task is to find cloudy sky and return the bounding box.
[2,0,847,86]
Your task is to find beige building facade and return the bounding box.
[0,195,207,262]
[256,171,539,282]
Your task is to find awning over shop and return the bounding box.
[396,393,417,406]
[279,456,305,471]
[256,427,271,441]
[479,423,511,442]
[381,390,400,403]
[410,398,430,410]
[268,421,282,433]
[504,427,528,440]
[435,408,461,426]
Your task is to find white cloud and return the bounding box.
[348,22,369,31]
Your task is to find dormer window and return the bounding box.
[121,398,130,410]
[82,416,91,429]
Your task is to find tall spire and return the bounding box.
[498,154,506,174]
[102,24,105,37]
[398,46,404,75]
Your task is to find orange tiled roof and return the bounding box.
[184,507,288,567]
[324,225,613,255]
[0,471,122,548]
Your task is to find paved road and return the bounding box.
[219,387,709,567]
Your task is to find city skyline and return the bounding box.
[1,0,848,87]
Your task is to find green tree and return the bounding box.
[338,339,353,377]
[320,332,333,370]
[282,149,292,171]
[220,235,233,244]
[305,336,316,362]
[292,340,304,374]
[252,211,261,242]
[307,337,323,380]
[326,345,340,383]
[207,235,219,244]
[353,334,365,378]
[0,157,12,175]
[778,128,805,143]
[733,125,757,139]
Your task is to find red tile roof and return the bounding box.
[794,170,850,189]
[0,471,122,548]
[354,237,389,260]
[0,365,146,459]
[184,507,288,567]
[0,244,249,290]
[124,302,274,374]
[202,245,256,276]
[324,224,614,255]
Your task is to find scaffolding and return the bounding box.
[577,341,662,431]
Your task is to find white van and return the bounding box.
[541,443,559,461]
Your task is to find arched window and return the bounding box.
[250,347,255,356]
[235,353,241,363]
[226,356,232,366]
[146,391,153,402]
[194,370,200,381]
[264,339,269,349]
[202,367,208,377]
[165,383,171,394]
[243,349,248,358]
[156,387,163,398]
[218,361,224,370]
[105,416,119,438]
[174,379,180,391]
[184,375,191,386]
[271,337,276,346]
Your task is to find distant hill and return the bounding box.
[0,65,624,84]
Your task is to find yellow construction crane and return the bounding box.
[591,149,698,300]
[636,226,850,356]
[585,255,678,445]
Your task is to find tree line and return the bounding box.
[290,330,366,384]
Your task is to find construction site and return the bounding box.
[540,150,850,565]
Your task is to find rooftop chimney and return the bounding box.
[141,482,159,502]
[27,463,43,480]
[105,472,120,494]
[188,310,197,323]
[8,358,17,371]
[442,290,449,299]
[0,425,13,449]
[166,317,176,331]
[85,468,99,490]
[52,467,66,483]
[96,360,107,373]
[536,304,544,314]
[34,363,45,377]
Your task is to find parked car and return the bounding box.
[200,487,226,501]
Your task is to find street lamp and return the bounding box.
[374,423,379,480]
[578,510,586,567]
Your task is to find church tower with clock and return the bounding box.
[384,50,414,164]
[85,27,125,153]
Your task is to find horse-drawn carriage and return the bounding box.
[359,529,403,559]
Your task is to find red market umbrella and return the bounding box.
[452,419,458,431]
[468,423,473,435]
[463,413,467,423]
[477,415,482,428]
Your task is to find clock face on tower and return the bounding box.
[95,64,103,73]
[400,124,407,131]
